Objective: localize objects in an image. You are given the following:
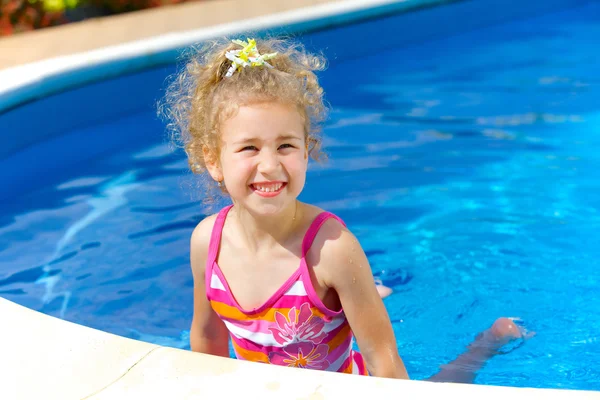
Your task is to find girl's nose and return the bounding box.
[257,150,280,173]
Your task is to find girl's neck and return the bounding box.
[230,201,301,252]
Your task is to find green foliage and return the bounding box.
[37,0,81,12]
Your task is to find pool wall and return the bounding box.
[1,0,599,398]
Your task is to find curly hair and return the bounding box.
[158,37,329,202]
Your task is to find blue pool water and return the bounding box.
[1,1,599,390]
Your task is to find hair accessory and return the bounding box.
[224,39,278,78]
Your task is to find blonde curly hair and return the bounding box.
[158,37,329,200]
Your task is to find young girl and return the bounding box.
[161,38,527,381]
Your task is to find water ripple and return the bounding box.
[130,202,201,214]
[128,219,199,239]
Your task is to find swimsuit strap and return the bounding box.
[206,205,233,271]
[301,211,346,257]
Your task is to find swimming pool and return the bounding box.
[1,0,599,391]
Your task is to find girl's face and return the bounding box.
[211,101,308,217]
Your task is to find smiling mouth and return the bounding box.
[250,182,287,195]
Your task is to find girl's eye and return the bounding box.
[241,146,258,151]
[279,143,294,150]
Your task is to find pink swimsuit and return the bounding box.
[205,205,368,375]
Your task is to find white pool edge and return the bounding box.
[2,297,598,399]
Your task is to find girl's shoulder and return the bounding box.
[302,205,365,287]
[191,212,220,242]
[300,203,342,223]
[189,212,220,280]
[300,203,354,256]
[190,212,220,261]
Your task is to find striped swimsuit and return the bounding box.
[205,205,368,375]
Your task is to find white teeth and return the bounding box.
[254,183,283,192]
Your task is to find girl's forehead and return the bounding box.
[220,102,305,141]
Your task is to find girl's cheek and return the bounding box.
[237,159,256,173]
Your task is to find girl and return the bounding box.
[160,38,527,381]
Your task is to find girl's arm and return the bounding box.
[189,216,230,357]
[315,220,409,379]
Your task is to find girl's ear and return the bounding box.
[305,137,314,161]
[203,146,223,182]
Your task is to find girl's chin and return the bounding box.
[237,199,297,216]
[253,203,290,215]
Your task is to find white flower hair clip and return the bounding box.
[224,38,278,78]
